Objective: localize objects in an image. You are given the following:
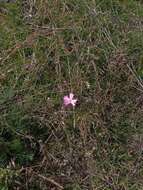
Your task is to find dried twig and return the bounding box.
[20,167,64,189]
[36,173,64,189]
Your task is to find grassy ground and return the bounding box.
[0,0,143,189]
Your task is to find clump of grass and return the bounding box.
[0,0,143,189]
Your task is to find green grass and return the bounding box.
[0,0,143,189]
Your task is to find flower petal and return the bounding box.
[63,96,71,106]
[71,99,77,106]
[69,93,74,99]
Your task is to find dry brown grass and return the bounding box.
[0,0,143,189]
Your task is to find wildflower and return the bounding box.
[63,93,77,107]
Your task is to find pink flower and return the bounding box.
[63,93,77,107]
